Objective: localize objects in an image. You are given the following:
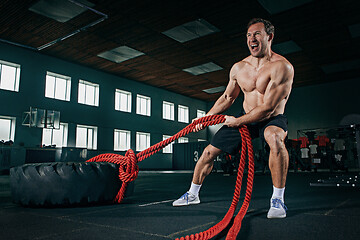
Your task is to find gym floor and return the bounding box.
[1,171,360,240]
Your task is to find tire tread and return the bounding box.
[10,162,129,207]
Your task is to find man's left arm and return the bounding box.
[224,61,294,128]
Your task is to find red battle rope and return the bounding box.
[86,115,254,239]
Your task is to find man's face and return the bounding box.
[247,22,271,58]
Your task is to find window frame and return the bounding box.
[0,115,16,141]
[162,101,174,121]
[178,105,189,123]
[197,109,206,119]
[45,71,71,101]
[162,135,174,153]
[0,59,20,92]
[178,137,189,143]
[136,131,150,151]
[78,79,99,107]
[76,124,98,150]
[114,129,131,151]
[115,89,132,113]
[41,123,68,147]
[136,94,151,116]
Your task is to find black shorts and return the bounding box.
[210,114,288,155]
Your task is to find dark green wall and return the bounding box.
[0,42,208,169]
[286,78,360,139]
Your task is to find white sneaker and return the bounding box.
[267,198,287,219]
[172,192,200,206]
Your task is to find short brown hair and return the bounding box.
[247,18,274,35]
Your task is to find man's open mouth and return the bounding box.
[251,43,259,50]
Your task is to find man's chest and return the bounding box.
[237,67,271,94]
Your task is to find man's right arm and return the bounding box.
[207,64,241,115]
[193,63,241,132]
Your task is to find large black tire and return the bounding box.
[10,162,134,206]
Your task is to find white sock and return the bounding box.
[272,186,285,201]
[189,182,202,196]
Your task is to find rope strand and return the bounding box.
[86,115,254,240]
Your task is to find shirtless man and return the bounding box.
[173,18,294,219]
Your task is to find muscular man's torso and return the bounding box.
[233,53,292,116]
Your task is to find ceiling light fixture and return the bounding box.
[272,40,302,55]
[183,62,223,75]
[97,46,145,63]
[202,86,226,94]
[162,19,219,43]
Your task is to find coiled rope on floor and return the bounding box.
[86,115,254,239]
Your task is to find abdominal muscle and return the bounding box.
[242,91,287,117]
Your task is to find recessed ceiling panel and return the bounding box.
[272,40,302,55]
[202,86,226,94]
[183,62,223,75]
[29,0,95,23]
[162,19,220,43]
[97,46,145,63]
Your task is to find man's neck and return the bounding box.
[251,49,273,69]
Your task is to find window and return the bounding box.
[136,94,151,116]
[76,125,97,150]
[78,80,99,107]
[163,101,174,120]
[178,105,189,123]
[42,123,68,147]
[0,116,16,141]
[197,110,206,118]
[115,89,132,113]
[178,137,189,143]
[136,132,150,151]
[0,60,20,92]
[163,135,174,153]
[114,129,131,151]
[45,72,71,101]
